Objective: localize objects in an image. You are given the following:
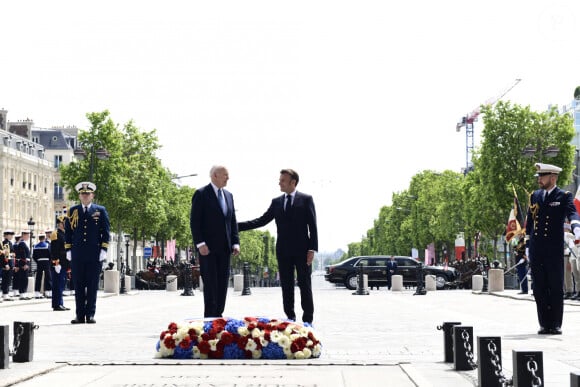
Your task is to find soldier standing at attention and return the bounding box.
[33,234,52,299]
[525,163,580,335]
[65,182,110,324]
[13,230,32,300]
[1,230,15,301]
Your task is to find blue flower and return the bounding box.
[203,321,213,332]
[225,318,245,334]
[257,317,270,324]
[156,340,160,351]
[173,345,193,359]
[262,342,286,359]
[223,343,245,359]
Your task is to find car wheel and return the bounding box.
[435,275,447,290]
[345,274,358,290]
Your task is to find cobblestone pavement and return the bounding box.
[1,272,580,386]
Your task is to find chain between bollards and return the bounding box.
[460,329,478,370]
[9,323,24,357]
[487,340,513,386]
[527,360,542,387]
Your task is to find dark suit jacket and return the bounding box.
[190,183,239,254]
[238,191,317,257]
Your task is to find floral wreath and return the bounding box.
[155,317,322,360]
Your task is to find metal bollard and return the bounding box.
[354,264,369,295]
[242,262,251,296]
[571,371,580,387]
[1,325,8,369]
[180,263,194,296]
[436,321,461,363]
[453,325,475,371]
[512,350,543,387]
[12,322,38,363]
[477,336,503,387]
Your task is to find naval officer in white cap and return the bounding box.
[525,163,580,335]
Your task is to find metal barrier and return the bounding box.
[1,325,8,369]
[439,323,544,387]
[180,262,194,296]
[436,321,461,363]
[11,321,39,363]
[354,264,369,295]
[242,262,251,296]
[571,371,580,387]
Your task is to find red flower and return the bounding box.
[197,340,211,354]
[167,322,178,334]
[163,336,176,349]
[237,336,249,350]
[179,336,192,349]
[220,331,235,345]
[290,337,308,353]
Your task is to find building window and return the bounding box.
[54,155,63,168]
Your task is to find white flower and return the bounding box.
[283,347,293,359]
[269,331,282,343]
[277,335,291,349]
[312,344,322,358]
[294,351,306,359]
[192,346,201,359]
[251,349,262,359]
[209,339,219,351]
[245,338,257,351]
[302,348,312,358]
[251,328,262,338]
[238,326,249,336]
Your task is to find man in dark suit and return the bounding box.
[50,216,70,311]
[525,163,580,335]
[238,169,318,324]
[190,165,240,318]
[386,256,397,290]
[65,181,110,324]
[1,230,15,301]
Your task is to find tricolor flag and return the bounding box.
[575,186,580,215]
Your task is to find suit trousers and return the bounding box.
[71,258,101,319]
[34,260,52,292]
[1,269,11,294]
[277,254,314,323]
[199,250,231,318]
[51,267,67,308]
[530,254,564,329]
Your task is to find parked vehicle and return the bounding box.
[324,255,457,290]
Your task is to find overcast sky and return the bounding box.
[2,0,579,252]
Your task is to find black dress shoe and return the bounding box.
[86,316,96,324]
[517,291,528,294]
[537,327,550,334]
[71,317,85,324]
[53,305,68,311]
[549,327,562,335]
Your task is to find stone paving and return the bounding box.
[1,272,580,386]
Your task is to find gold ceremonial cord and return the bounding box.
[69,208,79,230]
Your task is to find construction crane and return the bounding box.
[456,78,522,174]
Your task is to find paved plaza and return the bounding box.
[1,272,580,386]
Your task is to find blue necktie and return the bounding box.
[218,189,227,215]
[285,194,292,212]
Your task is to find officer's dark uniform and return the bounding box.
[525,164,580,334]
[13,234,31,298]
[50,217,70,311]
[33,236,52,298]
[65,182,110,323]
[1,231,15,300]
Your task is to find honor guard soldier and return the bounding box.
[51,216,70,311]
[525,163,580,335]
[65,182,110,324]
[1,230,15,301]
[33,234,52,299]
[13,230,32,300]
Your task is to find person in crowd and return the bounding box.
[33,234,52,299]
[563,222,580,300]
[386,255,398,290]
[1,230,15,301]
[514,237,528,294]
[65,181,110,324]
[238,168,318,324]
[525,163,580,335]
[190,165,240,318]
[13,230,32,300]
[50,216,70,311]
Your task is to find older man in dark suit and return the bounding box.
[525,163,580,335]
[190,165,240,318]
[238,169,318,324]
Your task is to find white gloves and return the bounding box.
[99,250,107,262]
[574,227,580,240]
[518,258,525,265]
[55,264,61,274]
[525,248,529,258]
[66,251,71,261]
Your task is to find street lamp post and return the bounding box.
[124,234,131,276]
[27,217,35,244]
